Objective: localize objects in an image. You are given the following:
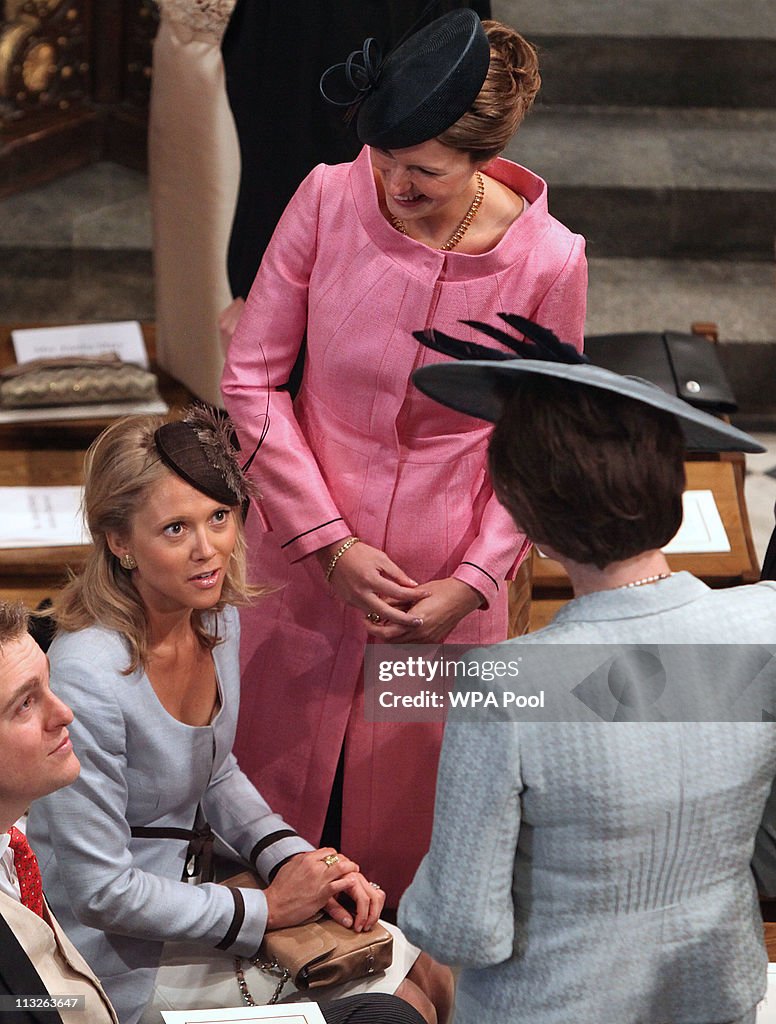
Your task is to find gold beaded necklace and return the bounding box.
[616,572,673,589]
[390,171,485,252]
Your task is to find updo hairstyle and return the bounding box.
[437,21,541,161]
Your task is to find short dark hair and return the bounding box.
[0,602,29,652]
[488,377,686,569]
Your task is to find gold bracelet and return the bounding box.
[325,536,360,582]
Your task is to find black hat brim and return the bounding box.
[412,359,764,454]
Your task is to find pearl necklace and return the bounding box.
[390,172,485,252]
[616,572,673,590]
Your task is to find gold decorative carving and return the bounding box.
[0,21,38,97]
[123,0,158,110]
[22,42,55,92]
[0,0,89,131]
[0,0,158,191]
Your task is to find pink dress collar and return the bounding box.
[348,145,555,281]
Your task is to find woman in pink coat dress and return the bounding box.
[221,10,587,907]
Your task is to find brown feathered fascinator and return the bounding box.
[154,404,260,507]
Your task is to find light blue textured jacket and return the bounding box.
[28,606,312,1024]
[400,574,776,1024]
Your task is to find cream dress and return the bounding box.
[148,0,239,405]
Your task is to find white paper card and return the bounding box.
[662,489,730,554]
[161,1005,327,1024]
[12,321,149,368]
[756,963,776,1021]
[0,487,87,548]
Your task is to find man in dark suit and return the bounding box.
[0,601,117,1024]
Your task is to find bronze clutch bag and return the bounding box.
[222,871,393,1003]
[259,913,393,991]
[0,355,160,408]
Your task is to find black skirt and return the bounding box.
[221,0,493,299]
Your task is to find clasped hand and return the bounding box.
[374,577,483,643]
[264,848,384,934]
[319,541,482,643]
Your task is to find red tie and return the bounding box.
[8,827,44,918]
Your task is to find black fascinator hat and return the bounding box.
[320,9,490,151]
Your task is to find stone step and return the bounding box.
[532,35,776,109]
[0,164,772,420]
[495,0,776,40]
[0,246,153,325]
[510,106,776,258]
[584,257,776,342]
[493,0,776,108]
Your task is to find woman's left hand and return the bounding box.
[371,578,483,644]
[265,848,385,933]
[324,871,386,934]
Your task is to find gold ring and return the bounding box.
[365,612,381,623]
[322,853,340,867]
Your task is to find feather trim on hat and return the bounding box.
[182,404,258,504]
[414,314,589,365]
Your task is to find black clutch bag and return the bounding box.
[584,332,737,413]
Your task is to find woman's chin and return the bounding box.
[389,196,430,218]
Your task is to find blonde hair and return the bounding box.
[52,416,262,674]
[437,20,541,161]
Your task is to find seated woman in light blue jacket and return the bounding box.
[399,315,776,1024]
[28,408,449,1024]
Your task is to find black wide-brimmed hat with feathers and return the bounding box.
[411,314,763,454]
[319,8,490,150]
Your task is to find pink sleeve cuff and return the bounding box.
[453,562,501,611]
[453,541,532,611]
[283,520,352,563]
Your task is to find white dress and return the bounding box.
[148,0,239,405]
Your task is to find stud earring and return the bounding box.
[119,553,137,570]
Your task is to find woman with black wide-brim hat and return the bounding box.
[400,316,776,1024]
[222,9,587,908]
